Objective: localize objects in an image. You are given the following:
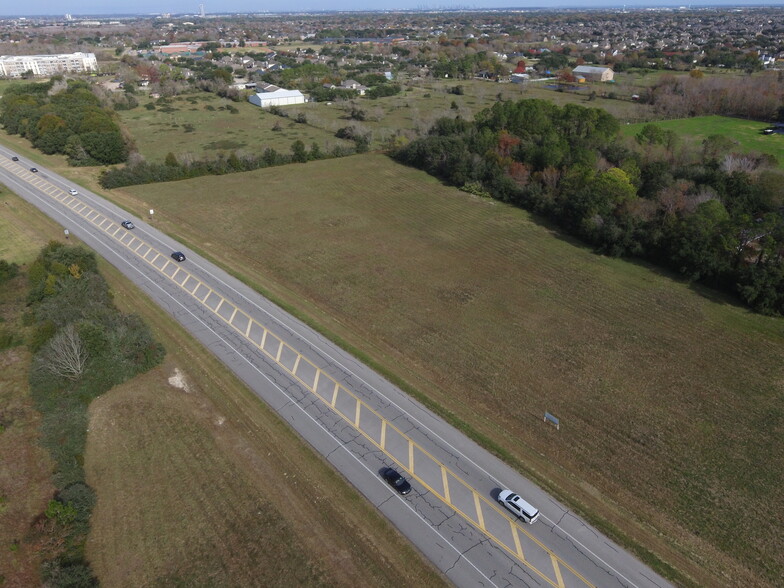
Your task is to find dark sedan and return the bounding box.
[382,468,412,495]
[171,251,186,262]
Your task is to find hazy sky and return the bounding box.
[1,0,779,17]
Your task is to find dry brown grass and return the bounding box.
[107,153,784,587]
[0,341,55,588]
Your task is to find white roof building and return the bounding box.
[248,89,305,108]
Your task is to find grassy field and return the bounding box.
[105,153,784,587]
[622,115,784,167]
[0,194,71,587]
[0,189,445,586]
[117,92,354,162]
[283,78,653,149]
[115,78,655,156]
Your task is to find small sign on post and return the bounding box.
[64,229,69,239]
[149,209,154,219]
[544,412,560,430]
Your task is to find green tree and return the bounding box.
[636,123,665,145]
[80,131,128,164]
[702,134,738,162]
[291,140,308,163]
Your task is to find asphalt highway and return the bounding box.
[0,148,675,588]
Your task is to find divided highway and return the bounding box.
[0,149,675,588]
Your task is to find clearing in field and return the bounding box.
[112,153,784,587]
[622,115,784,167]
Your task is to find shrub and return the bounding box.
[0,328,23,350]
[29,320,57,352]
[42,558,97,588]
[0,259,19,283]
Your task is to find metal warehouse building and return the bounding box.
[248,89,306,108]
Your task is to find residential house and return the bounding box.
[340,79,367,95]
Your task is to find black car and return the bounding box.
[30,167,38,173]
[382,468,412,495]
[11,156,18,161]
[121,220,135,230]
[171,251,186,262]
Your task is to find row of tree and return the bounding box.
[394,99,784,315]
[641,72,784,121]
[99,140,356,189]
[0,79,129,166]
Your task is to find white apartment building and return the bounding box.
[0,52,98,78]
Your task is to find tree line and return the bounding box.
[19,242,164,585]
[99,140,356,189]
[394,99,784,315]
[641,72,784,121]
[0,79,129,166]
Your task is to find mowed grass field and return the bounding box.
[117,92,354,162]
[622,115,784,167]
[111,153,784,587]
[0,189,445,586]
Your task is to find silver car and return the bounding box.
[497,489,540,524]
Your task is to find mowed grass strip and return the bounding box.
[114,153,784,587]
[85,367,330,587]
[622,115,784,167]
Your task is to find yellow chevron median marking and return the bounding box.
[551,554,566,588]
[512,522,524,559]
[441,466,451,503]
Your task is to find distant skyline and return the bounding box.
[1,0,782,18]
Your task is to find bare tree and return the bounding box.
[43,324,88,381]
[721,153,757,174]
